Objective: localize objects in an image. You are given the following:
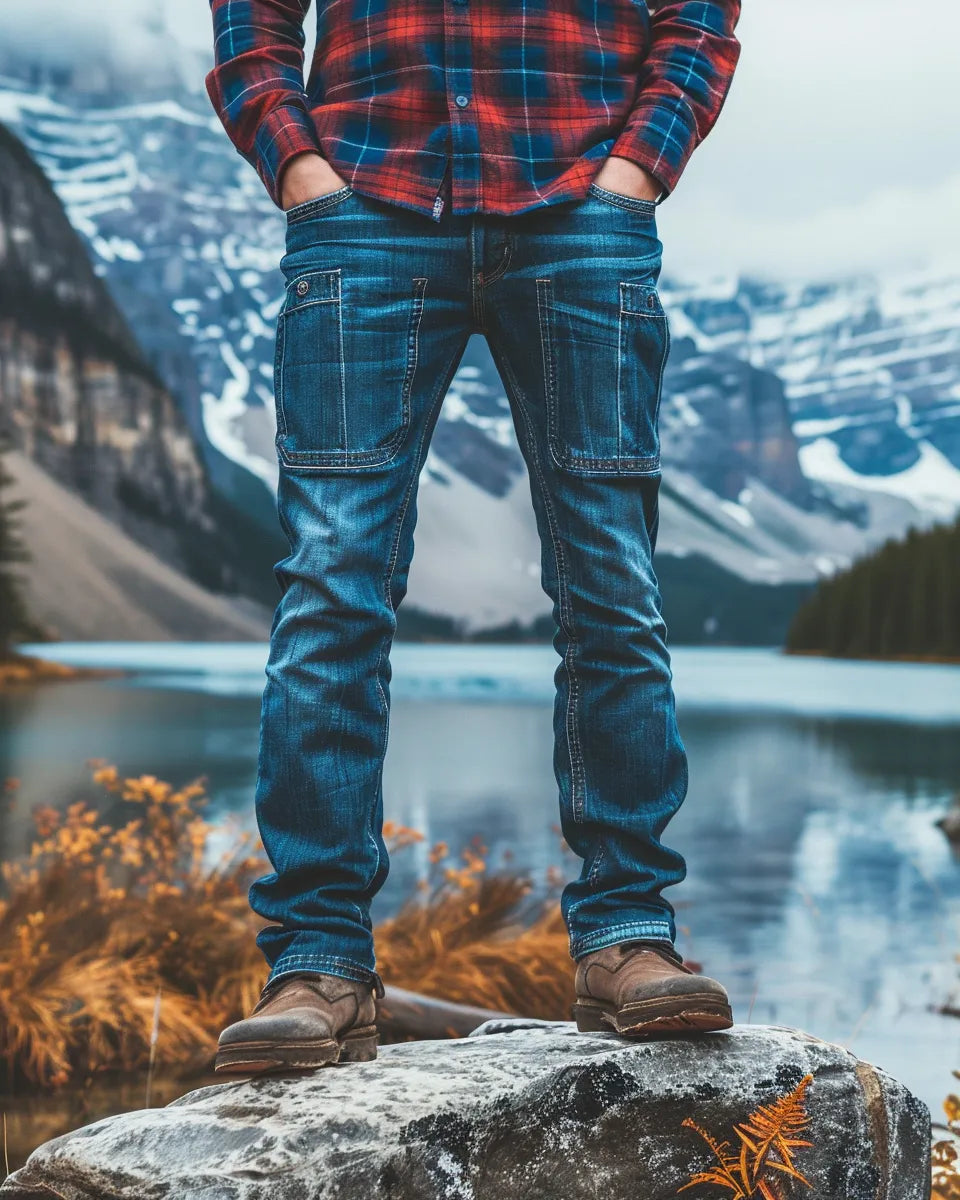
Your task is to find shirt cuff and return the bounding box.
[609,104,695,200]
[253,102,325,208]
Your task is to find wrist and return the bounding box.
[280,153,346,210]
[596,155,664,203]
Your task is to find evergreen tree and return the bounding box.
[786,515,960,661]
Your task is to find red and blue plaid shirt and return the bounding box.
[205,0,740,219]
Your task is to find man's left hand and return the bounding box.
[594,156,663,202]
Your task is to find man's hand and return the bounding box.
[593,155,663,202]
[280,153,350,210]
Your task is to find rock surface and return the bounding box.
[1,1022,930,1200]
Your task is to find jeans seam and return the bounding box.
[371,332,471,892]
[493,342,587,822]
[284,184,354,223]
[269,953,376,981]
[401,279,428,420]
[336,269,347,464]
[587,181,657,216]
[481,240,513,289]
[616,282,665,472]
[274,308,288,441]
[570,920,674,957]
[587,842,606,886]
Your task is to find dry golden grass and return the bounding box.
[933,1084,960,1199]
[0,762,570,1089]
[1,762,952,1198]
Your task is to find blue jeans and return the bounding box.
[252,179,688,989]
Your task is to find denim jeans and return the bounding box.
[251,178,688,989]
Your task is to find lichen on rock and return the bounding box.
[0,1022,931,1200]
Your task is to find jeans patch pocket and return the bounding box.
[537,276,668,475]
[274,268,427,470]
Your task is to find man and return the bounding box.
[206,0,741,1074]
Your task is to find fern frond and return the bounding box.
[678,1169,745,1195]
[735,1074,814,1189]
[680,1117,746,1196]
[765,1158,813,1186]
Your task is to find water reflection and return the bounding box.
[0,646,958,1121]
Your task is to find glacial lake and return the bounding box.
[3,643,960,1123]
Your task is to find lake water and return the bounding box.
[3,643,960,1125]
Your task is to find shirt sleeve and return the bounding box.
[610,1,742,198]
[204,0,324,208]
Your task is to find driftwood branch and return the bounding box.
[376,986,517,1041]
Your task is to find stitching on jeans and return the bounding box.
[285,185,354,223]
[274,308,288,442]
[401,279,428,416]
[371,330,470,890]
[587,181,657,215]
[571,920,674,955]
[364,280,427,901]
[653,303,670,443]
[588,842,606,887]
[525,291,585,816]
[481,239,513,290]
[494,333,587,823]
[618,280,667,471]
[278,272,420,470]
[336,270,347,467]
[538,275,659,476]
[271,954,375,979]
[273,954,370,968]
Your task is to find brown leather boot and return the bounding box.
[572,940,733,1037]
[214,971,383,1074]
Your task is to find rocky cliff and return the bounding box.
[0,1022,931,1200]
[0,120,281,621]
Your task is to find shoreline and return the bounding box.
[783,648,960,666]
[0,652,128,688]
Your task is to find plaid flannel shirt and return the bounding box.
[205,0,741,220]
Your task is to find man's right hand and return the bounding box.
[280,153,349,210]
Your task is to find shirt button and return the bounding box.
[455,94,470,108]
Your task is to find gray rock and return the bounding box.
[1,1023,930,1200]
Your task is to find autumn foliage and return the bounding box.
[679,1074,814,1200]
[0,761,570,1090]
[933,1083,960,1200]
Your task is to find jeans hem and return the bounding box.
[569,920,675,961]
[266,952,378,988]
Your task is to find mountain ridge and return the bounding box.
[1,77,958,642]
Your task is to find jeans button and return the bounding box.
[296,279,310,296]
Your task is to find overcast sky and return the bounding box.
[4,0,959,281]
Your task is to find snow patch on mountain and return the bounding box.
[3,75,960,637]
[799,437,960,519]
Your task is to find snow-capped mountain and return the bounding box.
[2,67,958,640]
[664,272,960,519]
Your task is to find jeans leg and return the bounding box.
[483,194,686,959]
[251,193,472,987]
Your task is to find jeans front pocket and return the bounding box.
[284,184,355,224]
[587,181,659,218]
[274,267,427,470]
[537,275,668,476]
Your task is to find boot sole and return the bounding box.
[572,994,733,1038]
[213,1025,379,1075]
